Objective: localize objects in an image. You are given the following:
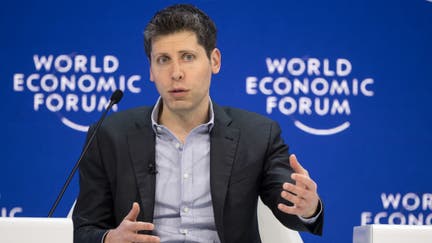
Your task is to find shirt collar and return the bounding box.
[151,97,215,133]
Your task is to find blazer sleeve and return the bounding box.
[72,125,115,243]
[259,121,324,235]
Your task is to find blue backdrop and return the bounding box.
[1,0,432,242]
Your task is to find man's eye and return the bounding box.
[157,56,170,64]
[183,53,195,61]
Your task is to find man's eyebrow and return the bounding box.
[151,52,169,58]
[151,49,198,58]
[178,49,198,54]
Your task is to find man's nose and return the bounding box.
[171,61,184,81]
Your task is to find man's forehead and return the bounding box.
[151,31,200,52]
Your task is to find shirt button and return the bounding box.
[156,127,162,132]
[175,143,181,149]
[183,207,189,213]
[183,173,189,179]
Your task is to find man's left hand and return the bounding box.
[278,154,320,218]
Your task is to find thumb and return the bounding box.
[289,154,309,176]
[124,202,140,221]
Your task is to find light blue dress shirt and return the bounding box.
[148,97,321,243]
[151,98,220,243]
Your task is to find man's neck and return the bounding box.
[158,100,210,143]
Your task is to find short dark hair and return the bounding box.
[144,4,217,60]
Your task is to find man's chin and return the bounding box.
[165,100,193,112]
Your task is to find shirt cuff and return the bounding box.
[297,199,323,224]
[101,230,110,243]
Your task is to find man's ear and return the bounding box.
[210,48,221,74]
[149,66,154,82]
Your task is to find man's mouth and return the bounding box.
[169,88,188,93]
[168,88,189,98]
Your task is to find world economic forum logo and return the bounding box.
[245,57,374,136]
[12,54,143,132]
[0,192,23,217]
[361,192,432,225]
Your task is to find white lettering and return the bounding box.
[323,59,335,76]
[264,57,355,77]
[374,212,387,224]
[98,96,111,111]
[104,55,119,73]
[315,98,329,116]
[337,58,352,76]
[423,193,432,210]
[311,78,329,96]
[74,55,87,72]
[77,74,96,92]
[33,93,44,111]
[362,211,432,225]
[408,213,423,225]
[41,74,58,92]
[279,97,297,115]
[266,96,277,114]
[266,58,286,74]
[259,77,273,95]
[90,55,102,73]
[66,94,79,112]
[97,76,116,92]
[60,75,76,91]
[54,55,73,73]
[361,78,374,96]
[127,75,142,93]
[1,207,23,217]
[307,58,320,75]
[287,58,305,76]
[274,77,291,95]
[246,77,258,95]
[381,193,401,210]
[361,212,372,225]
[33,55,53,71]
[352,78,359,95]
[427,213,432,224]
[293,78,309,95]
[34,93,114,112]
[9,207,23,217]
[331,99,351,115]
[46,93,64,112]
[27,74,40,92]
[329,80,350,95]
[389,212,406,224]
[298,97,312,115]
[82,94,96,112]
[13,73,24,91]
[402,193,421,211]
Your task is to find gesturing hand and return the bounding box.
[105,202,160,243]
[278,154,320,218]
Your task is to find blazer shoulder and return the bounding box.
[99,106,153,132]
[219,105,277,127]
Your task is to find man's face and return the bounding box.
[150,31,221,116]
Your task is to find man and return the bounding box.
[73,4,323,243]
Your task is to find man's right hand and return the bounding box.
[105,202,160,243]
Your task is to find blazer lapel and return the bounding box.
[127,111,156,223]
[210,104,240,242]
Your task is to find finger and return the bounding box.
[127,221,155,232]
[290,174,317,191]
[281,190,304,206]
[289,154,309,176]
[124,202,140,221]
[282,183,309,200]
[130,234,160,243]
[278,203,302,215]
